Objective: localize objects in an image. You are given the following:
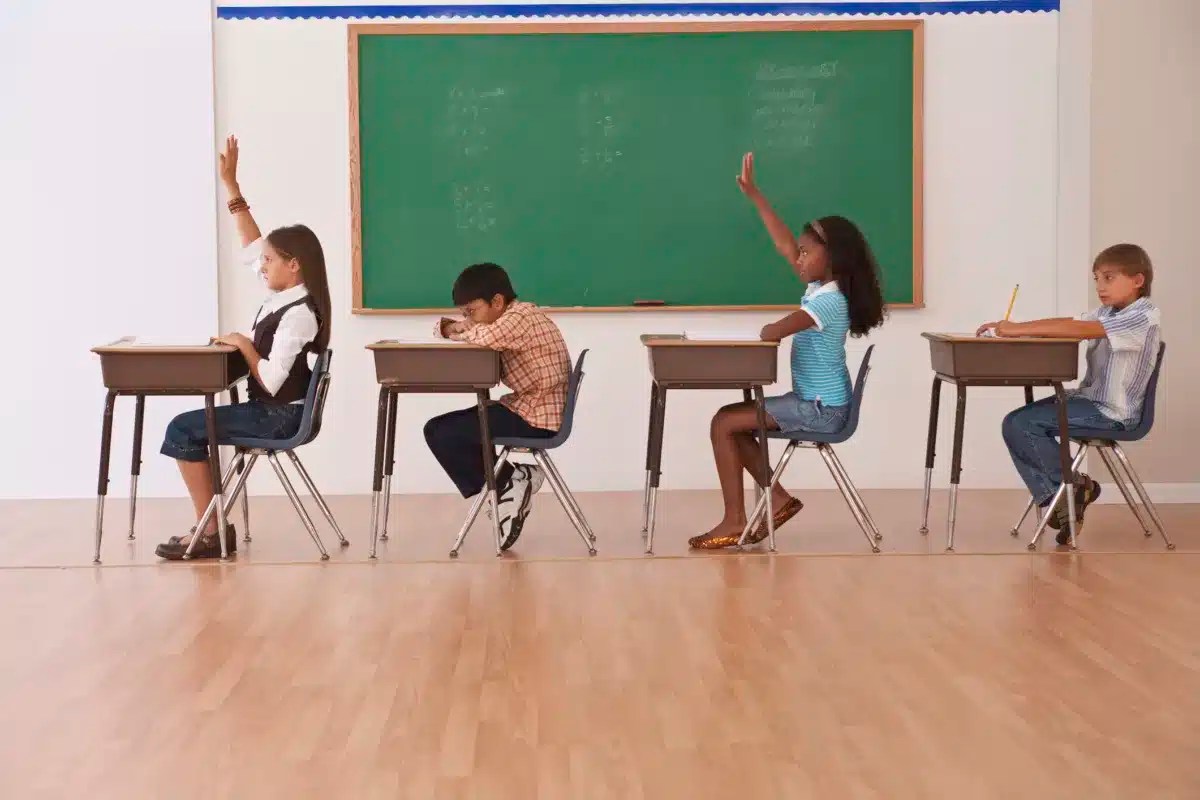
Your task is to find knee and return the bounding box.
[423,416,446,448]
[710,405,738,438]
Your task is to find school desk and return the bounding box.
[91,340,249,563]
[919,333,1082,551]
[366,340,503,558]
[640,335,780,554]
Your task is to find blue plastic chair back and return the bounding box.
[227,349,332,452]
[1071,342,1164,442]
[767,344,874,445]
[493,349,588,451]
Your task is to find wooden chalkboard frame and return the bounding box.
[349,20,924,314]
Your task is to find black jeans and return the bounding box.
[424,405,555,498]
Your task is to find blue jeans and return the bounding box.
[161,402,304,462]
[1002,396,1123,505]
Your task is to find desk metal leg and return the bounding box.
[380,389,398,541]
[368,386,388,559]
[645,384,667,555]
[1024,386,1034,406]
[93,391,117,563]
[641,384,655,535]
[1053,382,1079,549]
[476,391,503,557]
[230,385,250,542]
[1028,447,1087,550]
[128,394,145,540]
[744,388,763,510]
[919,377,941,535]
[945,384,967,552]
[203,394,229,560]
[752,385,775,552]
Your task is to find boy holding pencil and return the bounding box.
[977,244,1161,542]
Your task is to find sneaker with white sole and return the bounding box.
[486,464,542,550]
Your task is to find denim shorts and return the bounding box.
[161,402,304,462]
[764,392,849,436]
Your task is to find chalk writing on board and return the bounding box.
[452,182,497,232]
[749,63,834,152]
[756,61,838,81]
[577,86,626,171]
[446,86,509,158]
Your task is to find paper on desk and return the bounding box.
[111,336,212,347]
[683,330,763,342]
[380,336,467,345]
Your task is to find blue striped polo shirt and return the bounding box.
[791,281,851,406]
[1074,298,1162,424]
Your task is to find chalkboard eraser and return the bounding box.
[633,299,667,306]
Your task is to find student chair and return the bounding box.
[738,345,882,553]
[184,349,348,560]
[450,350,596,558]
[1012,343,1174,550]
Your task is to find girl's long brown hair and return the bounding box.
[266,224,331,352]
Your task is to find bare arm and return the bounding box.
[761,309,817,342]
[977,318,1106,340]
[218,135,263,247]
[736,153,801,265]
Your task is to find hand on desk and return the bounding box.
[438,317,469,338]
[976,320,1016,338]
[213,333,253,349]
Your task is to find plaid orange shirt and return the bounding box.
[437,302,570,431]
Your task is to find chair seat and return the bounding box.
[1071,428,1143,443]
[766,427,852,445]
[493,434,563,450]
[225,435,295,452]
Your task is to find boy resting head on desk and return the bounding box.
[427,263,571,550]
[976,244,1161,542]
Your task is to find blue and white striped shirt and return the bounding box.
[1073,298,1162,424]
[791,281,851,406]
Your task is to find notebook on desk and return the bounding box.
[682,330,763,342]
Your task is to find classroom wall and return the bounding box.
[1091,0,1200,489]
[0,0,220,500]
[214,9,1069,498]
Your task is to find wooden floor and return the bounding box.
[1,490,1198,797]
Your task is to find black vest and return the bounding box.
[249,296,319,405]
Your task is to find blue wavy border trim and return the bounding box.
[216,2,1060,21]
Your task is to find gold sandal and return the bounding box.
[746,497,804,544]
[687,531,744,550]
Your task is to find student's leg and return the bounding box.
[733,426,793,509]
[162,403,303,541]
[1002,396,1119,506]
[699,403,788,540]
[424,405,553,498]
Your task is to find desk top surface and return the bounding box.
[922,332,1082,345]
[641,334,778,348]
[367,339,492,351]
[92,338,238,355]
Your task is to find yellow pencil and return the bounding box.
[1003,284,1019,321]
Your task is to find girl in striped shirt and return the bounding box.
[691,153,886,549]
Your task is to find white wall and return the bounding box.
[214,11,1066,497]
[1091,0,1200,485]
[0,0,219,499]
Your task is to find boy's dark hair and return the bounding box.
[803,215,887,337]
[1093,243,1153,297]
[452,262,517,306]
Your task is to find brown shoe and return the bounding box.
[746,497,804,544]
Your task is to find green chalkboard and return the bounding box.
[350,22,922,312]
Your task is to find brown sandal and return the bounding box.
[746,497,804,544]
